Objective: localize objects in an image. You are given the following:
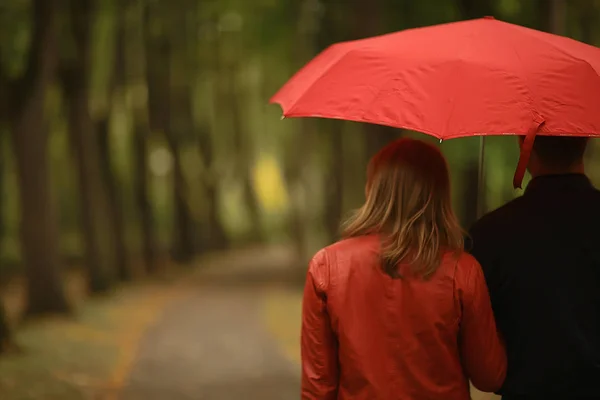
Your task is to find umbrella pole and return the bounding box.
[476,136,486,218]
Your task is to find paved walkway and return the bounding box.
[120,247,301,400]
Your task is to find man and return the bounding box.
[468,136,600,400]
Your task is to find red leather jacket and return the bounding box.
[301,235,506,400]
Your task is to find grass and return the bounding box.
[0,277,187,400]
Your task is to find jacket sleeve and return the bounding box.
[301,250,339,400]
[458,256,507,393]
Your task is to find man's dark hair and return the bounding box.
[532,136,588,169]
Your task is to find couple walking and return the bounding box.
[300,136,599,400]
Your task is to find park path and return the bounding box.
[119,246,498,400]
[119,246,302,400]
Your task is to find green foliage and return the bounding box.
[0,0,30,79]
[90,0,117,118]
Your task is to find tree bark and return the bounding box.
[549,0,566,35]
[365,124,401,160]
[213,20,263,244]
[0,136,14,352]
[281,118,310,260]
[61,0,113,293]
[125,0,159,274]
[227,71,263,243]
[9,0,71,316]
[144,4,196,262]
[577,0,594,44]
[97,117,131,281]
[165,122,196,262]
[457,0,495,19]
[199,24,235,251]
[94,2,131,281]
[0,303,12,354]
[166,84,196,262]
[197,124,229,251]
[324,122,345,243]
[132,121,158,273]
[461,161,480,229]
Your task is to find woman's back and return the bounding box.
[301,235,506,400]
[300,139,505,400]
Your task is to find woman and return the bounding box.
[301,138,506,400]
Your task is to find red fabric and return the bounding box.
[513,119,544,189]
[301,235,506,400]
[271,18,600,188]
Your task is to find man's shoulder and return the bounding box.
[586,185,600,201]
[470,196,527,234]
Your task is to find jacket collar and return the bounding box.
[525,173,592,195]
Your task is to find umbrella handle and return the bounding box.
[512,118,545,189]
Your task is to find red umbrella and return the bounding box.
[270,17,600,194]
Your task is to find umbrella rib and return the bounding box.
[498,27,543,126]
[285,45,357,116]
[503,22,600,77]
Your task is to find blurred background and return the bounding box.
[0,0,598,399]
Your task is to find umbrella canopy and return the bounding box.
[270,17,600,188]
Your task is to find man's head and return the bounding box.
[520,136,588,177]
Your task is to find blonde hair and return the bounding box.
[342,138,463,279]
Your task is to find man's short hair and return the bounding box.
[532,136,588,169]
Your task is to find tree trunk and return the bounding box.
[11,119,69,315]
[211,14,263,244]
[365,124,401,159]
[0,303,12,354]
[197,125,229,250]
[9,0,71,316]
[202,27,238,251]
[461,161,480,229]
[227,68,263,242]
[143,4,196,262]
[167,88,196,262]
[61,0,114,293]
[165,128,195,262]
[123,0,159,275]
[457,0,495,19]
[549,0,566,35]
[324,122,345,243]
[132,121,158,274]
[282,118,310,262]
[205,183,228,250]
[0,139,14,353]
[88,0,131,282]
[97,117,131,281]
[578,1,594,44]
[63,77,113,293]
